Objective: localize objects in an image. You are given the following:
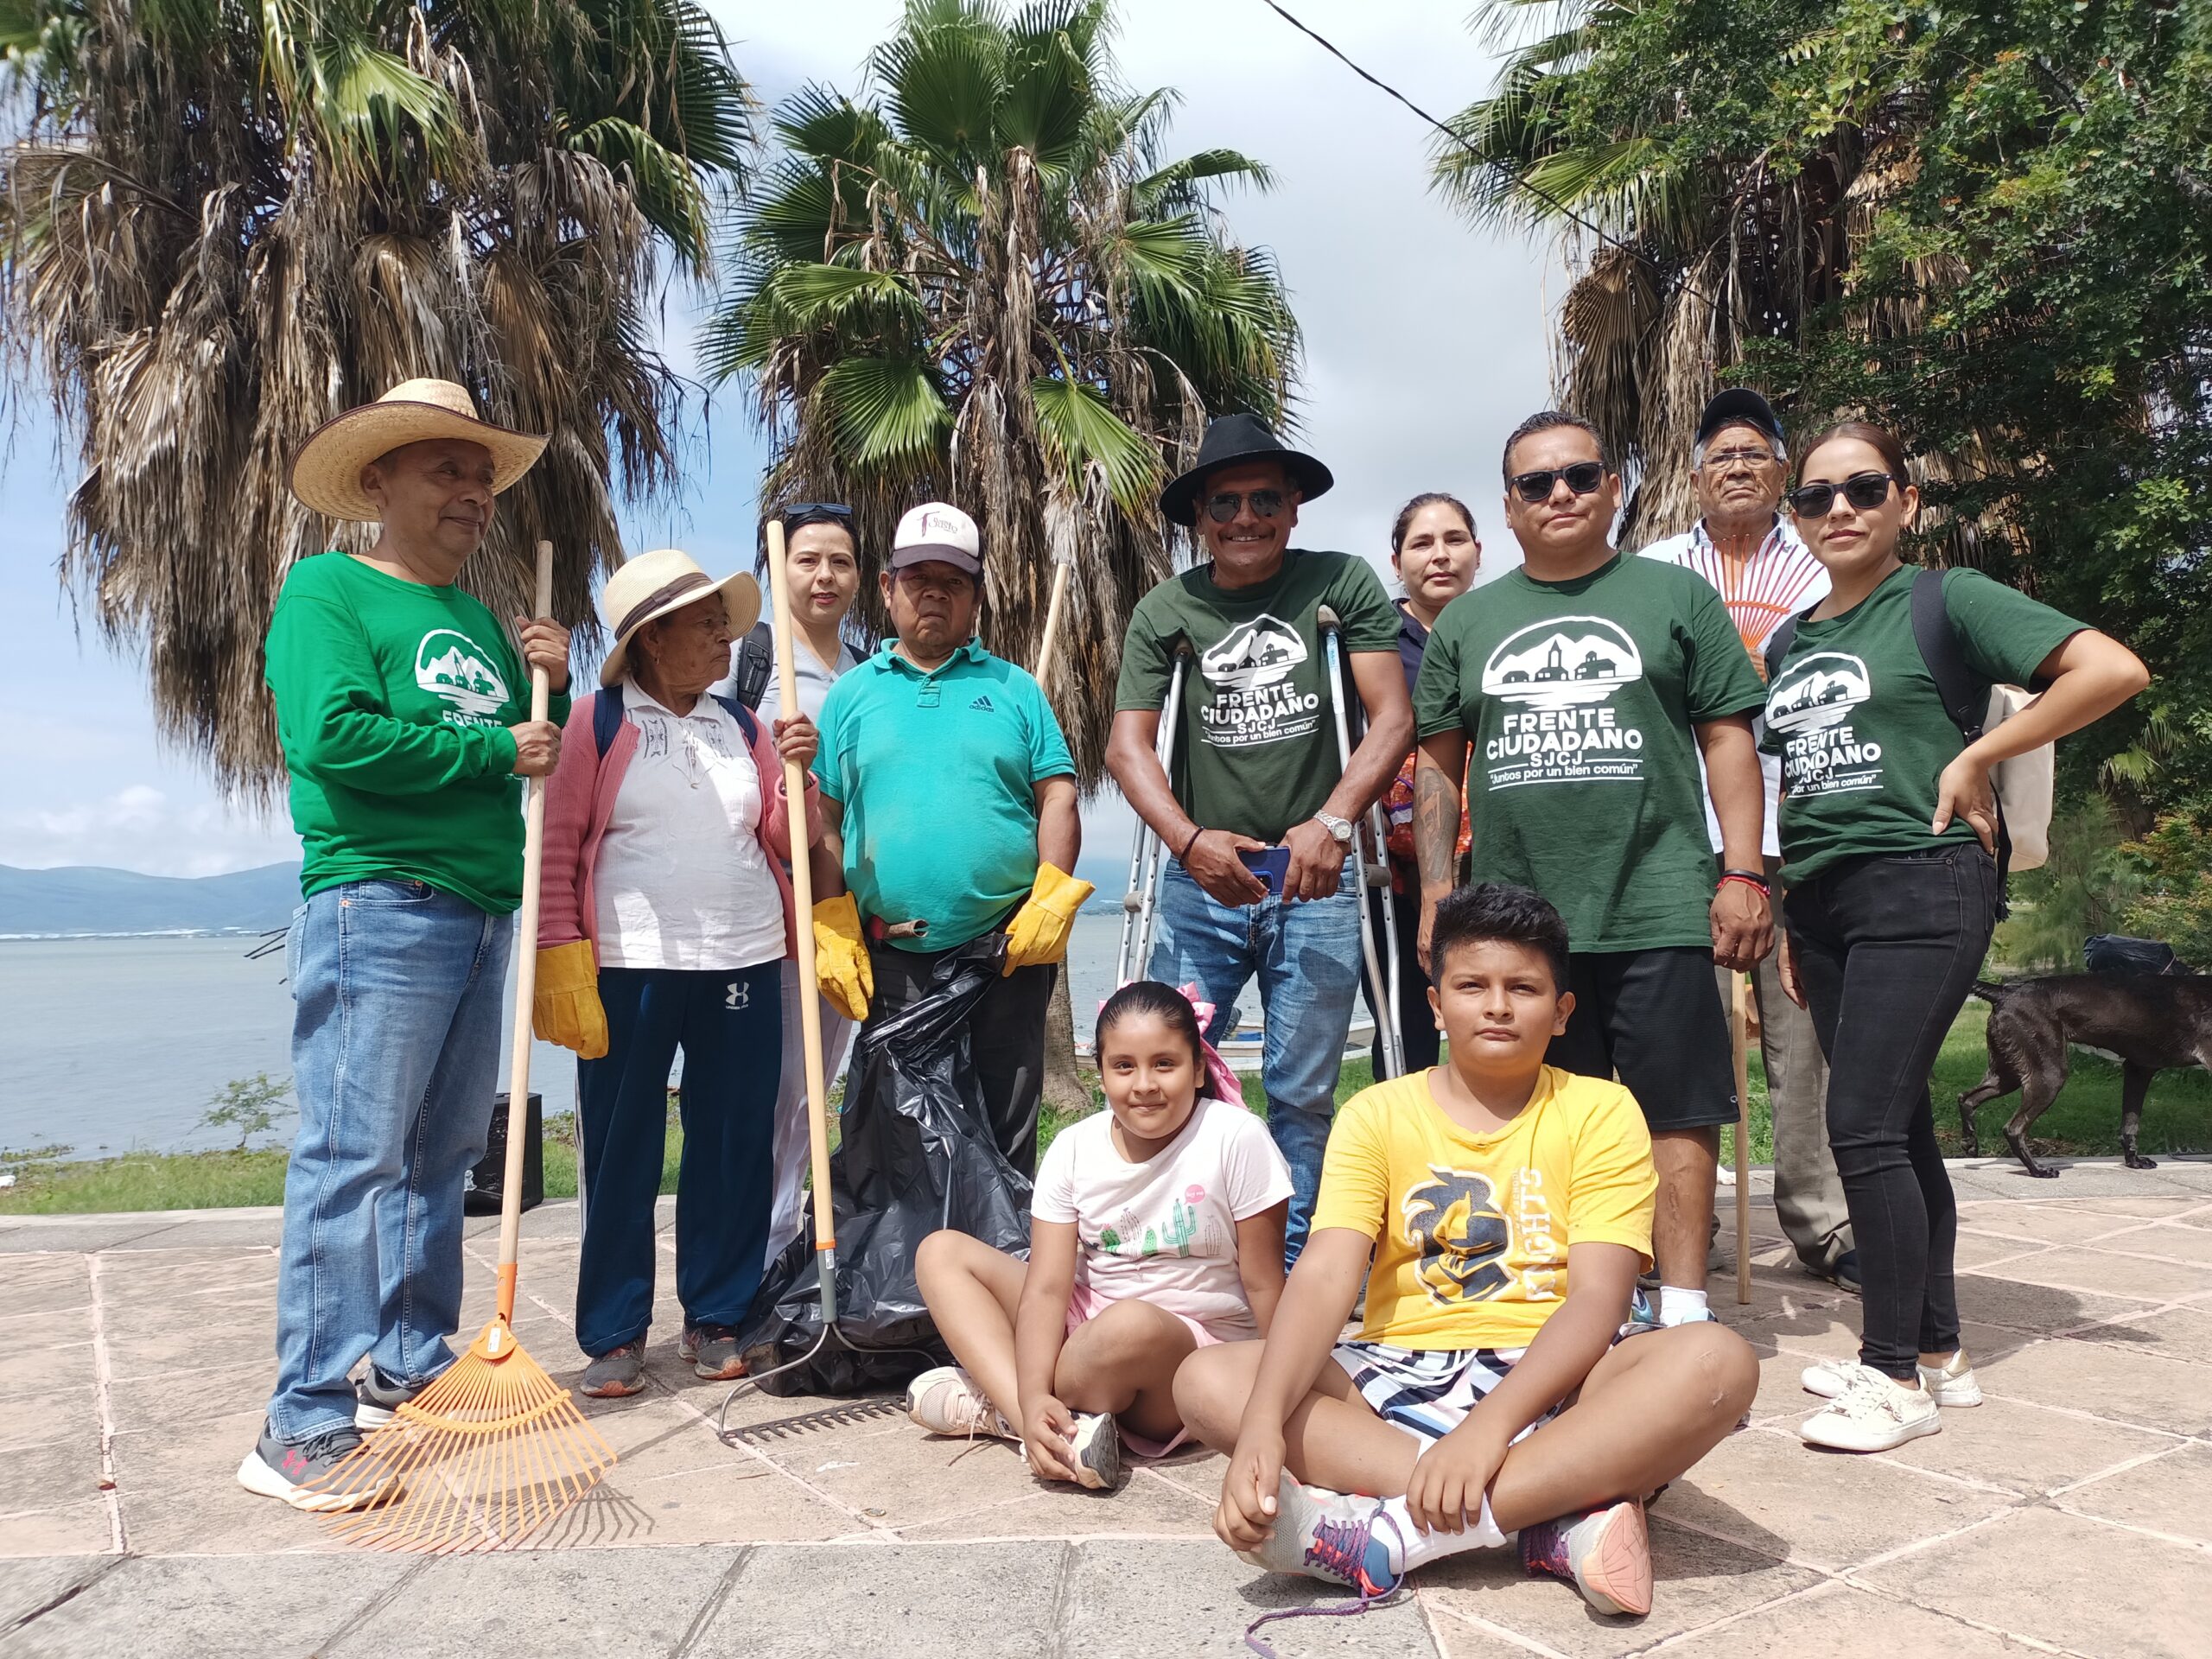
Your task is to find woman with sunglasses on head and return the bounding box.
[1369,493,1481,1076]
[714,505,868,1281]
[1765,423,2146,1453]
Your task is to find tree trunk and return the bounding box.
[1041,968,1090,1116]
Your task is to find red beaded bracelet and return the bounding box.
[1717,872,1770,899]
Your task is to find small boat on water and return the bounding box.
[1077,1013,1377,1075]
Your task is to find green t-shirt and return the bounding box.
[1761,565,2082,884]
[1114,549,1399,842]
[1413,552,1767,951]
[813,639,1075,951]
[264,551,569,915]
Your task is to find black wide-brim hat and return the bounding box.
[1160,412,1334,527]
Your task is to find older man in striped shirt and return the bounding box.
[1640,388,1857,1294]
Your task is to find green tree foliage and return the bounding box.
[705,0,1298,785]
[1436,0,2209,812]
[0,0,755,793]
[198,1071,295,1151]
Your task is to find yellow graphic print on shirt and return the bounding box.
[1402,1168,1511,1305]
[1313,1066,1656,1351]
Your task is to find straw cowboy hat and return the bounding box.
[289,378,548,521]
[598,548,763,689]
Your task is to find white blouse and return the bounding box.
[592,683,785,972]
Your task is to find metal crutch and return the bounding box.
[1116,642,1192,986]
[1318,605,1406,1079]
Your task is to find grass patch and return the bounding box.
[9,1004,2208,1215]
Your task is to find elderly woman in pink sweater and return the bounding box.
[533,548,833,1397]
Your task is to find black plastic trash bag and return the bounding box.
[2084,933,2183,976]
[739,934,1033,1395]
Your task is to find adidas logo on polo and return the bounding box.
[970,695,995,712]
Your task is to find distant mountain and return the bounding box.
[0,862,303,937]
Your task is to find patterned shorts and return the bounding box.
[1332,1294,1657,1447]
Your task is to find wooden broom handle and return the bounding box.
[1732,970,1753,1306]
[1034,557,1072,688]
[766,520,836,1258]
[494,540,556,1319]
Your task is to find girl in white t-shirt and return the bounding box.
[909,981,1293,1488]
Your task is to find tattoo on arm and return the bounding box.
[1414,759,1460,893]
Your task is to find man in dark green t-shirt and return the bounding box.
[1108,414,1412,1262]
[1411,410,1770,1325]
[242,380,571,1512]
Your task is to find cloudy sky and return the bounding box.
[0,0,1565,878]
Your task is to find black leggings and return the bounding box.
[1784,842,1999,1378]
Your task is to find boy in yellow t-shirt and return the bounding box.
[1173,885,1758,1621]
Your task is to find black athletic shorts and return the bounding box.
[1546,946,1738,1132]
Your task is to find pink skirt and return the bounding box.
[1064,1282,1225,1458]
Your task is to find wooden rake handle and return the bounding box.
[494,540,556,1324]
[766,521,838,1287]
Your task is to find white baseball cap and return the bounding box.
[889,502,982,575]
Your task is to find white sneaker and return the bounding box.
[1798,1364,1943,1452]
[1802,1349,1982,1408]
[906,1365,1016,1440]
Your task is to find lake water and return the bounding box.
[1,913,1148,1160]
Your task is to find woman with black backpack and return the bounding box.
[1764,421,2146,1453]
[715,505,867,1285]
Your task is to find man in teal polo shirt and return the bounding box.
[810,502,1085,1176]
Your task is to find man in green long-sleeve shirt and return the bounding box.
[238,379,573,1511]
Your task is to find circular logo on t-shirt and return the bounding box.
[1764,651,1872,735]
[414,628,510,720]
[1479,616,1644,711]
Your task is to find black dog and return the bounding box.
[1958,975,2212,1178]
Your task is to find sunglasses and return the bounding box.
[781,502,854,530]
[1787,473,1900,518]
[1509,461,1607,504]
[1204,488,1287,524]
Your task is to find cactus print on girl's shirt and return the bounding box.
[1032,1096,1294,1340]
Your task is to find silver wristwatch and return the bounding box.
[1313,812,1354,846]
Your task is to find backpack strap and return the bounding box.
[1762,608,1808,682]
[1911,568,1990,743]
[730,621,774,710]
[596,682,761,755]
[1911,567,2012,893]
[592,683,624,758]
[709,693,760,747]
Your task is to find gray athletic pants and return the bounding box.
[1722,891,1854,1271]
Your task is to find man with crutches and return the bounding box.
[1107,414,1411,1266]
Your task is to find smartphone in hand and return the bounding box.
[1236,845,1292,896]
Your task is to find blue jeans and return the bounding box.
[268,880,512,1441]
[1147,862,1363,1265]
[575,963,782,1355]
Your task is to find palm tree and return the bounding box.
[704,0,1298,790]
[0,0,754,796]
[1430,0,2014,560]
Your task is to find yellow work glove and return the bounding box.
[532,940,608,1059]
[1004,863,1095,976]
[812,893,873,1022]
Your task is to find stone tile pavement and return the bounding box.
[3,1156,2209,1656]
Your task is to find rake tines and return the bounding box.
[309,1318,616,1553]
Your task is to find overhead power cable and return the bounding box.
[1250,0,1718,308]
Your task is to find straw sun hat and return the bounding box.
[289,378,549,522]
[598,548,762,689]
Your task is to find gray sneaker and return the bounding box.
[680,1324,746,1381]
[580,1340,646,1398]
[236,1420,397,1511]
[353,1369,425,1430]
[1068,1411,1121,1491]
